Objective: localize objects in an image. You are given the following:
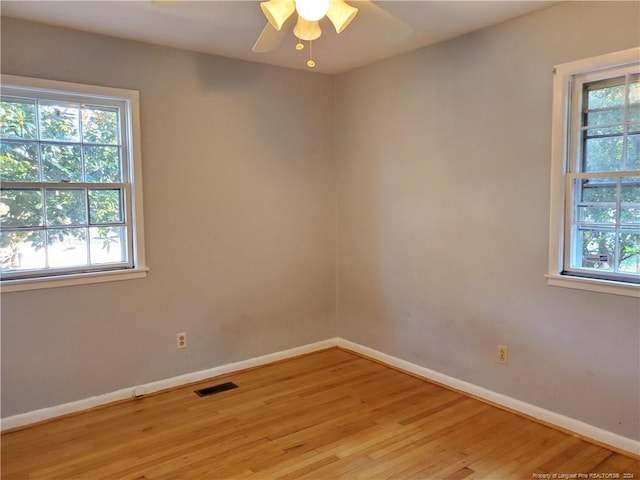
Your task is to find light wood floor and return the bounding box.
[2,348,639,479]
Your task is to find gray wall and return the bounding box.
[2,1,639,443]
[1,18,336,417]
[336,1,640,440]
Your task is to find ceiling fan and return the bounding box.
[152,0,411,70]
[253,0,412,68]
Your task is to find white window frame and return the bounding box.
[0,75,147,292]
[547,48,640,298]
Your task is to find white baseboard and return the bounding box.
[3,336,638,457]
[0,338,337,432]
[336,338,640,457]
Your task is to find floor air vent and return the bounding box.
[195,382,238,397]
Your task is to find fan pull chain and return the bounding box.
[307,40,315,68]
[293,37,315,69]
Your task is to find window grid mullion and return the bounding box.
[79,104,86,183]
[1,96,128,277]
[119,104,128,184]
[84,187,91,265]
[621,74,630,171]
[34,101,48,268]
[549,49,640,292]
[1,181,128,189]
[35,98,43,182]
[581,128,625,140]
[40,185,51,270]
[564,67,639,282]
[614,74,628,274]
[614,178,622,273]
[1,75,144,286]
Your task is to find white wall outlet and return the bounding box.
[133,386,145,398]
[497,345,508,364]
[177,332,187,349]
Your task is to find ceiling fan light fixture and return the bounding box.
[293,17,322,41]
[295,0,329,22]
[260,0,295,31]
[326,0,358,33]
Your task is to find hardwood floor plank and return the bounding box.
[2,348,638,479]
[592,453,639,474]
[444,466,475,480]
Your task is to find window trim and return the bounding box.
[1,75,147,292]
[548,48,640,298]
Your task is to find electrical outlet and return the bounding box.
[497,345,508,364]
[177,332,187,349]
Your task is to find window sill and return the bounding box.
[1,267,149,293]
[545,274,640,298]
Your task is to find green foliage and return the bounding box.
[583,78,640,172]
[85,146,121,182]
[39,102,79,142]
[93,227,123,254]
[0,97,125,271]
[42,144,82,182]
[577,177,639,273]
[580,230,640,272]
[45,189,87,226]
[82,107,119,145]
[0,190,44,268]
[89,190,122,224]
[0,142,39,182]
[0,189,44,228]
[575,77,640,275]
[0,99,37,139]
[89,190,123,253]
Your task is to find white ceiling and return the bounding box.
[1,1,557,74]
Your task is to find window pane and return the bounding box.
[46,228,88,268]
[586,80,625,109]
[621,207,640,224]
[573,228,616,271]
[621,176,640,224]
[578,206,616,224]
[621,177,640,202]
[41,144,82,182]
[628,74,639,104]
[82,106,119,145]
[629,106,640,123]
[580,178,616,202]
[586,108,624,126]
[583,136,623,172]
[585,126,624,137]
[576,177,617,224]
[84,146,121,183]
[619,231,640,274]
[0,97,37,140]
[90,226,126,265]
[0,142,39,182]
[39,101,80,142]
[89,189,123,224]
[0,78,141,282]
[627,133,640,171]
[0,189,43,227]
[0,230,45,272]
[45,189,87,226]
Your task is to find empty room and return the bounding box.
[1,1,639,478]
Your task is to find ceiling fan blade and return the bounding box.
[252,22,289,53]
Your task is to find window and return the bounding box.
[548,48,640,297]
[0,75,147,292]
